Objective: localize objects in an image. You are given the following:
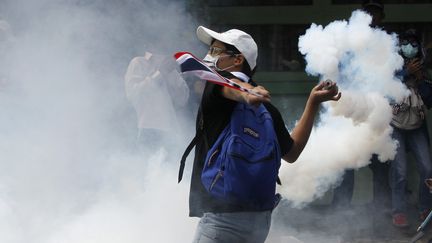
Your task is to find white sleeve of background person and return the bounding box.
[278,10,409,208]
[124,56,179,132]
[166,68,189,107]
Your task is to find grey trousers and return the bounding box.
[192,210,272,243]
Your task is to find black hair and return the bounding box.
[400,29,421,44]
[362,0,385,20]
[362,0,384,10]
[211,39,256,78]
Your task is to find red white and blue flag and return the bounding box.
[173,52,261,97]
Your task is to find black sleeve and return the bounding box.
[264,103,293,156]
[202,70,242,104]
[201,81,237,113]
[199,77,238,148]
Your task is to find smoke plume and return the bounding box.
[278,10,408,207]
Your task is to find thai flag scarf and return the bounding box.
[174,52,262,97]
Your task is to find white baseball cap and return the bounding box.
[196,26,258,70]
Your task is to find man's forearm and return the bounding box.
[221,86,248,103]
[220,80,271,106]
[220,80,253,103]
[283,97,320,162]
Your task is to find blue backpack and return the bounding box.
[200,103,281,210]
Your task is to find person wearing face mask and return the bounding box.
[180,26,341,243]
[389,29,432,228]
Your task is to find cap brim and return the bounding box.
[196,26,234,46]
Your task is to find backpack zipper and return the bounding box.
[229,151,274,163]
[209,170,223,191]
[207,149,219,167]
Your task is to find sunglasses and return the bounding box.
[208,46,236,57]
[400,39,419,47]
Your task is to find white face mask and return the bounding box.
[401,43,419,59]
[203,54,236,72]
[203,54,217,67]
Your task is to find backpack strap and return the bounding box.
[178,107,206,183]
[178,133,200,183]
[250,90,282,187]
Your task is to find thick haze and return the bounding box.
[0,0,199,242]
[279,10,408,207]
[0,2,412,242]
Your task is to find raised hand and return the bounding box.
[309,80,341,105]
[407,58,424,80]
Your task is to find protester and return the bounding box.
[180,26,340,243]
[362,0,385,28]
[125,51,189,156]
[389,29,432,228]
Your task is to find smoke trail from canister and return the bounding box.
[278,10,408,207]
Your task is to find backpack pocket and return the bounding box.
[228,136,276,164]
[201,146,226,197]
[201,128,229,198]
[223,136,279,206]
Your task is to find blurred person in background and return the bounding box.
[125,51,189,158]
[389,29,432,228]
[362,0,385,28]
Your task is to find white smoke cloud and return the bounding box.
[45,151,197,243]
[279,10,408,207]
[0,0,198,242]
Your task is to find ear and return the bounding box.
[233,54,245,67]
